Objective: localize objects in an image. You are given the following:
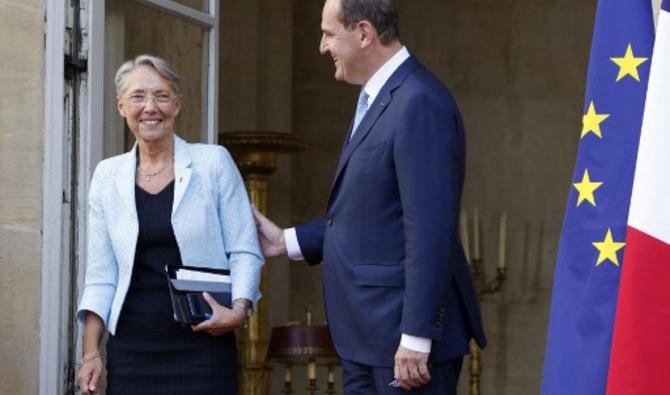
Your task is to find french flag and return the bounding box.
[607,1,670,393]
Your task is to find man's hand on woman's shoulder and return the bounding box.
[252,205,288,258]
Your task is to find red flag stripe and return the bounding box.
[607,226,670,394]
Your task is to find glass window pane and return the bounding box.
[105,0,208,155]
[171,0,208,13]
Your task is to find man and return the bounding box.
[253,0,485,393]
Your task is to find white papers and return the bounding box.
[175,268,230,283]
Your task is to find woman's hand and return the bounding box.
[191,293,246,336]
[78,313,105,394]
[77,352,103,395]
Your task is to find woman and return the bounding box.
[76,54,263,395]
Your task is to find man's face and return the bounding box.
[319,0,365,85]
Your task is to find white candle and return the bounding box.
[498,213,507,269]
[285,364,292,383]
[327,365,335,383]
[460,210,471,264]
[308,359,316,380]
[473,207,480,260]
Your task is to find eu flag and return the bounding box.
[540,1,654,394]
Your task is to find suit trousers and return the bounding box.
[342,357,463,395]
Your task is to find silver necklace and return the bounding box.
[137,158,174,182]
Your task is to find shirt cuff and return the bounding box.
[400,334,432,354]
[284,228,305,261]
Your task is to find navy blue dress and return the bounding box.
[106,181,237,395]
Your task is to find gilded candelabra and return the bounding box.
[219,131,304,395]
[461,209,508,395]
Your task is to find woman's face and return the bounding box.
[117,65,181,144]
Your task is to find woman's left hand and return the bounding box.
[191,292,246,336]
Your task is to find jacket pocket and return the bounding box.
[352,142,386,160]
[353,262,404,287]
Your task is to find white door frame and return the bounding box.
[40,1,220,393]
[40,1,68,394]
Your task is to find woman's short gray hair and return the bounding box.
[114,54,181,97]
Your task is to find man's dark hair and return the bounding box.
[338,0,400,45]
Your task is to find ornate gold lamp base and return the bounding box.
[219,131,304,395]
[266,309,339,395]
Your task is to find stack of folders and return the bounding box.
[165,265,232,325]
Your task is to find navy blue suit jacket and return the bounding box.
[296,56,486,367]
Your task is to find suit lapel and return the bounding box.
[330,56,420,196]
[333,90,392,182]
[114,144,138,221]
[172,135,193,218]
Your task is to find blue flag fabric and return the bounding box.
[540,1,654,394]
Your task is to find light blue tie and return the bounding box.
[351,89,369,140]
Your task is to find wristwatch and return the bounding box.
[232,298,252,327]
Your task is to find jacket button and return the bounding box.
[327,218,333,226]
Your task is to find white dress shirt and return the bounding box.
[284,47,431,354]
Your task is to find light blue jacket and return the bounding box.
[76,135,264,334]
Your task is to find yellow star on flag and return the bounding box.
[581,101,610,139]
[592,228,625,267]
[573,169,603,207]
[610,44,648,82]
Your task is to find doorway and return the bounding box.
[40,1,219,393]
